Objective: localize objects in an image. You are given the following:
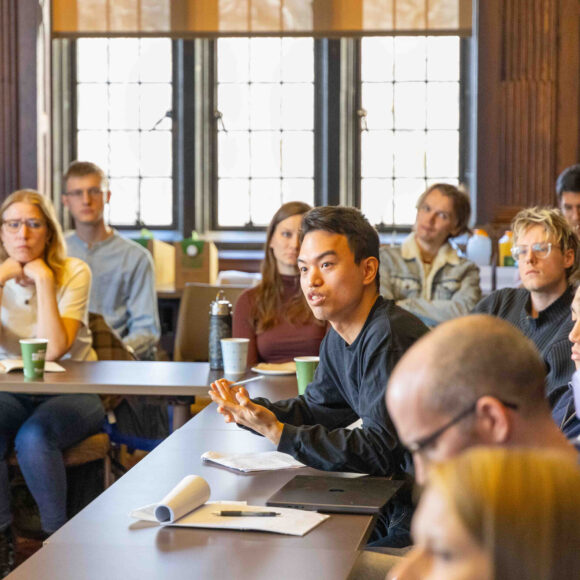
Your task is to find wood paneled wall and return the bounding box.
[477,0,580,225]
[0,0,19,198]
[0,0,39,201]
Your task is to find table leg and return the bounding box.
[172,403,191,430]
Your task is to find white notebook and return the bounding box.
[130,475,328,536]
[201,450,305,473]
[0,360,65,374]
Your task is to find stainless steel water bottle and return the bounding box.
[208,291,232,369]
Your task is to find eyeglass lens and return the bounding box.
[2,219,45,231]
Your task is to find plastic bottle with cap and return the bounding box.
[466,229,492,266]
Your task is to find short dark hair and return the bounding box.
[301,206,380,289]
[416,183,472,237]
[556,164,580,199]
[64,161,107,190]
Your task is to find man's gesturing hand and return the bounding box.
[208,378,284,445]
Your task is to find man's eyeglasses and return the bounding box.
[63,187,103,198]
[2,219,46,233]
[510,242,553,261]
[406,398,519,454]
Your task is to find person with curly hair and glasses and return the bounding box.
[0,191,104,576]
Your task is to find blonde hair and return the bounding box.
[64,160,108,190]
[429,448,580,580]
[512,206,579,280]
[0,190,67,284]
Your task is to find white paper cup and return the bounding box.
[220,338,249,377]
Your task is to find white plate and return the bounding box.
[251,364,296,376]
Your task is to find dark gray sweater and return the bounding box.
[473,286,575,411]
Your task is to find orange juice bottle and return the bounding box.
[498,231,514,266]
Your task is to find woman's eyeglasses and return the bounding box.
[2,219,46,233]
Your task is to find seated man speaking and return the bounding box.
[210,206,428,545]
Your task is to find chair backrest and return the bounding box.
[90,313,170,451]
[88,312,137,412]
[88,312,137,361]
[173,283,248,362]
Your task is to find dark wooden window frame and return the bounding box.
[56,34,472,238]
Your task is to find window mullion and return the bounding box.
[340,38,359,209]
[174,39,196,237]
[52,38,76,224]
[192,38,215,235]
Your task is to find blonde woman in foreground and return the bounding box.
[389,447,580,580]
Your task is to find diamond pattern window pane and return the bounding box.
[76,38,173,227]
[216,38,314,227]
[362,36,461,228]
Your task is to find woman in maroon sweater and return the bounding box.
[233,202,327,366]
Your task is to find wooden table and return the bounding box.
[0,360,225,429]
[6,375,374,579]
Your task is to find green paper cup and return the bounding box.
[20,339,49,380]
[294,356,319,395]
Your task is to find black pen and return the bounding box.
[214,510,280,517]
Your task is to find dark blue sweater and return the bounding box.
[473,286,577,436]
[254,296,428,476]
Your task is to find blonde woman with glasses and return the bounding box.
[389,447,580,580]
[0,190,103,575]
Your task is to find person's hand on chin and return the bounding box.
[0,257,24,286]
[22,258,53,286]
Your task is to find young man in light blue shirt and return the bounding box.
[63,161,160,360]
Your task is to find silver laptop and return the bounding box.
[266,475,404,515]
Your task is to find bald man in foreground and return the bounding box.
[387,314,576,486]
[348,315,577,579]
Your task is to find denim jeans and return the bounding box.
[0,393,105,533]
[366,494,413,549]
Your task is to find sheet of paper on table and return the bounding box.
[130,474,328,536]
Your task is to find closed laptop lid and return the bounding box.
[266,475,404,515]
